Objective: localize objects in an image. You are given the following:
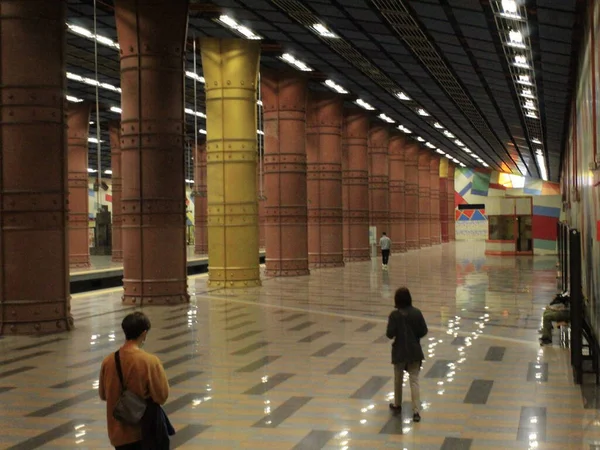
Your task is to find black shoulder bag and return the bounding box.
[113,351,147,425]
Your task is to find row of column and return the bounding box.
[192,72,457,277]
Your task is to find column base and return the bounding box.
[406,240,420,250]
[343,249,371,261]
[0,315,73,335]
[309,261,345,269]
[343,255,371,262]
[111,252,123,263]
[122,293,190,306]
[195,245,208,255]
[431,238,442,245]
[70,260,91,269]
[207,279,262,288]
[264,269,310,277]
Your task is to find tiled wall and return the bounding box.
[561,1,600,335]
[454,167,562,254]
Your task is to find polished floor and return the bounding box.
[0,242,598,449]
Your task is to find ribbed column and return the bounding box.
[257,164,266,250]
[67,103,91,268]
[418,151,431,248]
[115,0,189,304]
[109,122,123,262]
[0,0,73,334]
[194,143,207,254]
[342,110,370,261]
[368,125,390,243]
[261,71,309,277]
[440,158,449,243]
[307,92,344,268]
[430,156,441,245]
[405,143,420,250]
[448,163,456,241]
[200,38,261,287]
[389,135,406,253]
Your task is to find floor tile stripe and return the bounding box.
[463,379,494,404]
[5,419,94,450]
[252,396,312,428]
[243,373,294,395]
[350,376,390,399]
[291,430,336,450]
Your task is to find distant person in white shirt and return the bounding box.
[380,232,391,270]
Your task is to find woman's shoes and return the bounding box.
[389,403,401,415]
[413,412,421,422]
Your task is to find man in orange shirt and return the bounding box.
[99,312,170,449]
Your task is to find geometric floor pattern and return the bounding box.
[1,241,600,449]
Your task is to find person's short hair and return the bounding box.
[394,287,412,309]
[122,312,151,340]
[382,232,387,236]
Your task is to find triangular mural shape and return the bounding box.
[458,213,471,221]
[471,210,487,221]
[462,209,475,219]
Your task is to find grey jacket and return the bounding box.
[386,307,428,364]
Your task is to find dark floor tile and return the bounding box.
[328,357,366,375]
[225,320,254,331]
[163,354,199,370]
[374,335,389,344]
[424,360,453,378]
[229,330,262,342]
[463,380,494,404]
[26,390,98,417]
[312,343,345,357]
[169,371,203,387]
[231,341,269,356]
[298,331,330,343]
[5,419,94,450]
[526,362,548,382]
[0,366,35,380]
[440,437,473,450]
[243,373,294,395]
[0,351,53,367]
[350,376,390,399]
[379,415,405,435]
[452,336,467,345]
[162,320,188,330]
[170,424,211,448]
[356,323,377,333]
[155,341,191,355]
[160,330,192,341]
[0,387,15,394]
[50,371,97,389]
[485,346,506,361]
[12,338,63,352]
[221,313,250,322]
[517,406,546,442]
[291,430,336,450]
[280,313,307,322]
[236,356,280,373]
[253,396,312,428]
[288,321,315,332]
[164,393,206,416]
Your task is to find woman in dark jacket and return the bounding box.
[386,287,428,422]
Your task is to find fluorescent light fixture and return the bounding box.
[67,23,120,49]
[482,162,489,168]
[257,130,264,135]
[517,74,533,86]
[355,99,375,111]
[524,100,536,111]
[459,163,466,168]
[417,137,425,142]
[312,23,337,38]
[500,0,521,19]
[110,106,122,114]
[436,149,445,155]
[218,15,262,40]
[88,137,103,144]
[526,111,538,119]
[434,122,444,129]
[185,71,205,84]
[87,168,97,173]
[279,53,313,72]
[398,125,412,134]
[378,113,395,124]
[257,100,263,106]
[454,139,465,147]
[508,29,526,48]
[444,154,452,159]
[104,169,112,175]
[470,153,479,159]
[514,54,529,68]
[532,138,542,144]
[199,129,207,135]
[185,179,195,184]
[452,158,460,164]
[185,108,206,119]
[397,92,411,101]
[443,130,455,139]
[324,79,348,94]
[417,108,430,117]
[535,149,548,180]
[67,95,83,103]
[520,88,535,98]
[67,72,122,93]
[425,142,436,149]
[462,147,472,154]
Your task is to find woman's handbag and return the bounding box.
[113,351,147,425]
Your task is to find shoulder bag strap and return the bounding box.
[114,351,126,392]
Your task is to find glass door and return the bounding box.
[516,215,532,252]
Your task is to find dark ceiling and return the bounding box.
[66,0,584,182]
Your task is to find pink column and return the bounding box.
[261,71,309,276]
[0,0,72,334]
[342,110,370,261]
[430,156,441,245]
[368,125,390,243]
[109,122,123,262]
[448,163,456,241]
[389,135,406,253]
[307,92,344,268]
[115,0,189,305]
[418,151,431,248]
[67,103,92,268]
[405,143,420,250]
[194,143,207,254]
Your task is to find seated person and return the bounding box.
[540,292,570,346]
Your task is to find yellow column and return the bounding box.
[200,38,262,287]
[439,158,449,178]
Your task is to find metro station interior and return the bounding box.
[1,0,599,448]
